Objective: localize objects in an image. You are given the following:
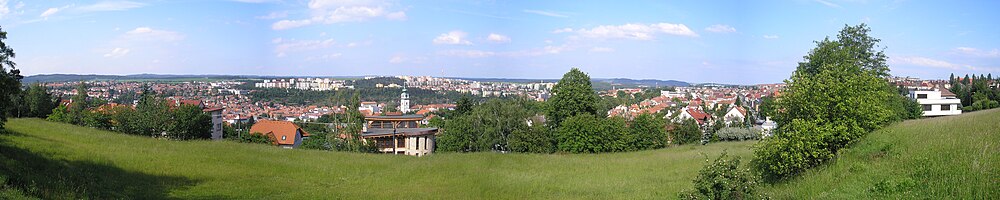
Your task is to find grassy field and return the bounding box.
[0,118,754,199]
[1,109,996,199]
[762,108,1000,199]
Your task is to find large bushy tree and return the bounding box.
[628,113,667,150]
[24,83,56,118]
[169,104,212,140]
[546,68,600,130]
[753,24,906,182]
[437,98,539,152]
[0,27,20,129]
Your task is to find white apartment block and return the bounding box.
[909,87,962,117]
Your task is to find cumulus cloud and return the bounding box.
[705,24,736,33]
[433,31,472,45]
[103,47,130,58]
[271,0,406,30]
[890,56,961,70]
[559,23,699,40]
[487,33,511,43]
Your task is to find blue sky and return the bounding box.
[1,0,998,84]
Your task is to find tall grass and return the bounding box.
[0,118,753,199]
[762,108,1000,199]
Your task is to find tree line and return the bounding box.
[949,73,1000,111]
[434,68,708,154]
[43,84,214,140]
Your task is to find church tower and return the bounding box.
[399,85,411,113]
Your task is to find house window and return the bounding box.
[942,104,951,111]
[923,105,932,111]
[917,94,927,99]
[281,135,287,140]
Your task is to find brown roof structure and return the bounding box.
[249,120,310,145]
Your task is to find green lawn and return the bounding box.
[762,108,1000,199]
[0,118,754,199]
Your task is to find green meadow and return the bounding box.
[0,118,753,199]
[0,108,997,199]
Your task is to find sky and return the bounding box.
[1,0,998,84]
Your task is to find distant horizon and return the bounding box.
[26,72,971,86]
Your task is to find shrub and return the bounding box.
[751,119,838,182]
[628,113,667,150]
[679,152,766,200]
[509,124,555,153]
[670,119,702,145]
[715,127,761,141]
[231,132,274,144]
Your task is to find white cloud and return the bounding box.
[763,35,779,39]
[815,0,841,8]
[522,9,568,18]
[125,27,184,41]
[272,19,313,30]
[256,11,287,19]
[103,47,130,58]
[0,0,10,19]
[954,47,1000,58]
[589,47,614,52]
[306,53,342,61]
[274,38,336,55]
[40,7,60,17]
[386,11,406,21]
[561,23,699,40]
[433,31,472,45]
[552,28,573,33]
[439,43,575,58]
[273,0,405,30]
[705,24,736,33]
[389,55,404,63]
[77,1,145,12]
[439,50,496,58]
[891,56,961,70]
[487,33,511,43]
[389,55,427,64]
[229,0,281,3]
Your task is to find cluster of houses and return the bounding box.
[226,78,969,157]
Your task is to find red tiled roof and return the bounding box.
[249,120,310,145]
